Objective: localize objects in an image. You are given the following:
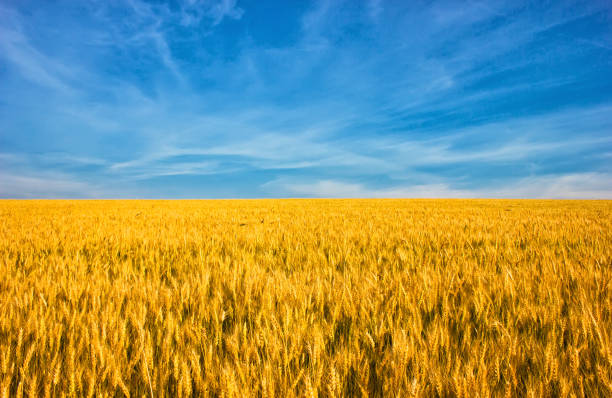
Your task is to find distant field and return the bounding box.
[0,200,610,397]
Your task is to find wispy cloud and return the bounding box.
[271,173,612,199]
[0,171,98,199]
[0,0,611,198]
[0,19,76,93]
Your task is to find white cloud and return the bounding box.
[268,179,475,198]
[489,173,612,199]
[1,1,610,199]
[270,173,612,199]
[368,104,612,168]
[207,0,244,25]
[0,172,98,199]
[0,24,76,93]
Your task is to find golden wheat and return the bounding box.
[0,199,610,397]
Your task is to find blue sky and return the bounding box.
[1,0,611,198]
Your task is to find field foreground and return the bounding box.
[0,199,611,397]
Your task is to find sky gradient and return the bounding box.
[1,0,611,198]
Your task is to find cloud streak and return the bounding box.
[272,173,612,199]
[0,0,611,198]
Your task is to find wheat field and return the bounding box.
[0,199,610,397]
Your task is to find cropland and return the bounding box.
[0,199,610,397]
